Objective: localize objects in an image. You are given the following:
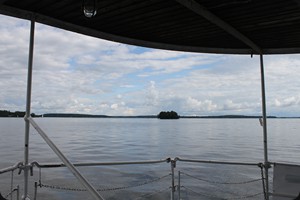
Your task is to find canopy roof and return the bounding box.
[1,0,300,54]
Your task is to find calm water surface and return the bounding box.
[0,118,299,199]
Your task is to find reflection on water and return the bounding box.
[0,118,299,199]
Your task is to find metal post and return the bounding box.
[259,54,269,199]
[11,170,14,200]
[17,185,19,200]
[178,171,181,200]
[33,182,37,200]
[23,18,35,200]
[170,160,176,200]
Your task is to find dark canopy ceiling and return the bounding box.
[1,0,300,54]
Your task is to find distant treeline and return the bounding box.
[0,110,41,117]
[43,113,108,118]
[43,113,157,118]
[181,115,278,119]
[43,113,282,119]
[0,110,25,117]
[1,110,294,119]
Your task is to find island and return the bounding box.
[157,111,180,119]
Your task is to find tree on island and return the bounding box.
[157,111,180,119]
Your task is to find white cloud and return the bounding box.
[273,96,300,107]
[111,104,118,110]
[145,81,159,106]
[186,97,217,113]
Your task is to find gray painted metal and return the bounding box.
[178,171,181,200]
[260,54,270,200]
[0,162,22,174]
[176,157,260,166]
[23,18,35,200]
[170,160,175,200]
[31,159,170,168]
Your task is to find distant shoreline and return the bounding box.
[1,110,300,118]
[27,113,300,119]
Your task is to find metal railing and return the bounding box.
[0,163,22,200]
[176,158,267,200]
[1,157,267,200]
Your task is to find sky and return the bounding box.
[1,15,300,117]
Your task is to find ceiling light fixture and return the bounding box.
[83,0,97,18]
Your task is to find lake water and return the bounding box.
[0,118,299,200]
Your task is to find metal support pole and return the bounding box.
[170,160,176,200]
[33,182,37,200]
[178,171,181,200]
[23,18,35,200]
[17,185,19,200]
[11,170,14,200]
[259,54,269,199]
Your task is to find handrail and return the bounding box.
[1,157,269,200]
[31,158,170,168]
[1,158,273,174]
[1,158,274,172]
[270,192,298,198]
[175,157,260,166]
[0,162,23,174]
